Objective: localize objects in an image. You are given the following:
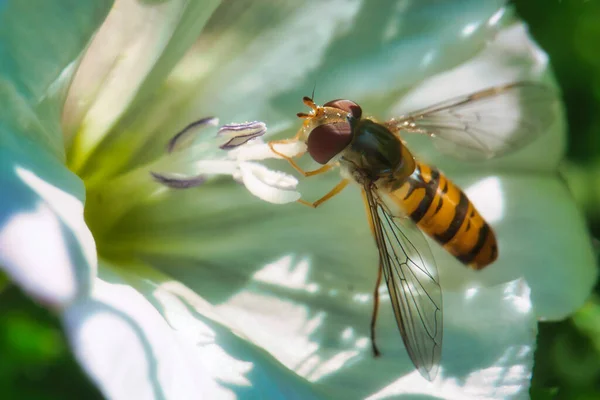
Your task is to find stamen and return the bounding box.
[167,117,219,153]
[218,121,266,150]
[149,118,299,204]
[150,172,206,189]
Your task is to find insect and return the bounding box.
[268,82,557,380]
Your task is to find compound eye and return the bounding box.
[323,99,362,119]
[306,122,352,164]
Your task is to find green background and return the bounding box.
[516,1,600,399]
[1,1,599,398]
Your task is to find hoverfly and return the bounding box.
[268,82,557,381]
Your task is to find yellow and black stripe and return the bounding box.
[389,162,497,269]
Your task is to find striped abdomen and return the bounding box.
[389,162,498,269]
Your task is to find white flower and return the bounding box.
[0,1,596,399]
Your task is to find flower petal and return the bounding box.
[362,280,535,399]
[109,167,593,322]
[0,0,113,159]
[64,0,221,176]
[0,145,95,307]
[0,1,110,306]
[100,0,511,175]
[0,1,113,101]
[149,252,537,398]
[96,168,571,396]
[63,261,324,399]
[188,0,510,119]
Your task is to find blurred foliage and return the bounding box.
[515,0,600,164]
[0,1,599,399]
[513,0,600,398]
[513,0,600,237]
[0,286,102,399]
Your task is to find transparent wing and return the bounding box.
[363,185,443,381]
[384,82,559,160]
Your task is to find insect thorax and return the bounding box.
[340,119,415,188]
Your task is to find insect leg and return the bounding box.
[361,190,376,234]
[370,264,383,357]
[304,164,333,177]
[296,179,350,208]
[362,189,383,356]
[268,138,306,170]
[268,139,333,178]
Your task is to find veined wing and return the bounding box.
[384,82,559,160]
[363,184,443,381]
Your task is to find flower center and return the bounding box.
[64,118,290,263]
[64,121,215,262]
[76,153,169,262]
